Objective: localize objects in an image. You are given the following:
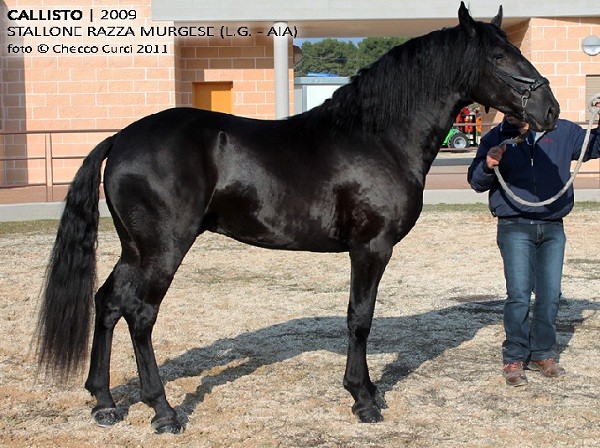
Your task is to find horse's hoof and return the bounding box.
[151,416,183,435]
[153,422,183,434]
[92,407,121,427]
[352,403,384,423]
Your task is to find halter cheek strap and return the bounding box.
[492,67,549,110]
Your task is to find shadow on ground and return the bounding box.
[109,296,599,424]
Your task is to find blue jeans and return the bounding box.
[496,219,565,364]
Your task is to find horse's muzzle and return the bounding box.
[527,101,560,132]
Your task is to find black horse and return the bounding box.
[37,3,559,434]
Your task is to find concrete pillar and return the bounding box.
[273,21,289,119]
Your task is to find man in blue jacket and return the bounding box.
[468,111,599,386]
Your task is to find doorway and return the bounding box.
[193,82,233,114]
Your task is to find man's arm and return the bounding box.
[467,138,502,193]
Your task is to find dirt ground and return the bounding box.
[1,204,600,448]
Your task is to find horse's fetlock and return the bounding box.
[140,388,169,409]
[84,380,96,395]
[343,379,361,400]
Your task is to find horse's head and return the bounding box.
[459,2,560,131]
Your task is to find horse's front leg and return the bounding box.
[344,240,392,423]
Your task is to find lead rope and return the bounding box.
[493,94,600,207]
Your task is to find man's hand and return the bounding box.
[486,146,505,170]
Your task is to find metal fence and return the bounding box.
[0,129,119,203]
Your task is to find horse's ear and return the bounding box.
[491,5,503,28]
[458,1,477,38]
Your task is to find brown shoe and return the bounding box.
[528,358,566,377]
[503,361,528,386]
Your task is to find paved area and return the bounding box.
[1,150,599,222]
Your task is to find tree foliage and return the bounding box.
[294,36,411,77]
[294,39,358,77]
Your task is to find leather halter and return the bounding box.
[492,67,549,110]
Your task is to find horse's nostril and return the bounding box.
[546,105,559,125]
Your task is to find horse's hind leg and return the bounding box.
[85,270,124,426]
[122,252,191,434]
[344,239,392,423]
[96,134,207,433]
[85,250,187,433]
[85,203,198,433]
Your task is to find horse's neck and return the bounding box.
[388,97,465,174]
[359,47,469,166]
[424,100,465,159]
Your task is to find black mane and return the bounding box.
[303,20,507,135]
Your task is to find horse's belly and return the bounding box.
[213,226,347,252]
[210,217,347,252]
[203,187,346,252]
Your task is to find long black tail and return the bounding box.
[36,135,114,381]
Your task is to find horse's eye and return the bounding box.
[494,52,506,61]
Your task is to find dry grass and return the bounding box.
[1,205,599,447]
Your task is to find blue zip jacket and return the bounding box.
[467,118,599,221]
